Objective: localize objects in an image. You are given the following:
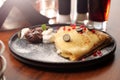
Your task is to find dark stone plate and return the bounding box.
[8,24,116,71]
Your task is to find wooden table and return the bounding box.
[0,0,120,80]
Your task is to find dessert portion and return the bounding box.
[18,24,112,61]
[18,24,54,43]
[53,25,111,61]
[25,27,43,43]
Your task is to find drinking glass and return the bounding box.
[38,0,57,24]
[88,0,111,31]
[76,0,88,24]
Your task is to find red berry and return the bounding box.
[93,52,97,56]
[71,24,76,27]
[97,50,102,56]
[79,32,83,34]
[93,50,102,57]
[91,30,96,33]
[80,25,85,28]
[80,25,86,31]
[71,24,76,30]
[68,28,71,31]
[72,27,76,29]
[63,27,66,31]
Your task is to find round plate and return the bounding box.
[8,24,116,71]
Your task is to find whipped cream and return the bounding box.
[19,28,30,39]
[42,28,55,43]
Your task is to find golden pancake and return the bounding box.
[54,26,111,61]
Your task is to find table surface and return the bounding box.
[1,0,120,80]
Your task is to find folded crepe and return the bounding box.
[53,26,112,61]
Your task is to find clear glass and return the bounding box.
[39,0,57,19]
[70,0,77,24]
[76,0,88,24]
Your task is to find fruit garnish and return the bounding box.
[87,26,94,30]
[41,24,47,31]
[96,50,102,56]
[80,25,87,31]
[87,26,96,33]
[63,27,66,31]
[70,24,76,27]
[68,28,71,31]
[91,29,96,33]
[93,50,102,57]
[63,34,71,42]
[70,24,76,29]
[76,28,83,32]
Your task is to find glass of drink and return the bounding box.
[88,0,111,31]
[38,0,57,24]
[39,0,57,18]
